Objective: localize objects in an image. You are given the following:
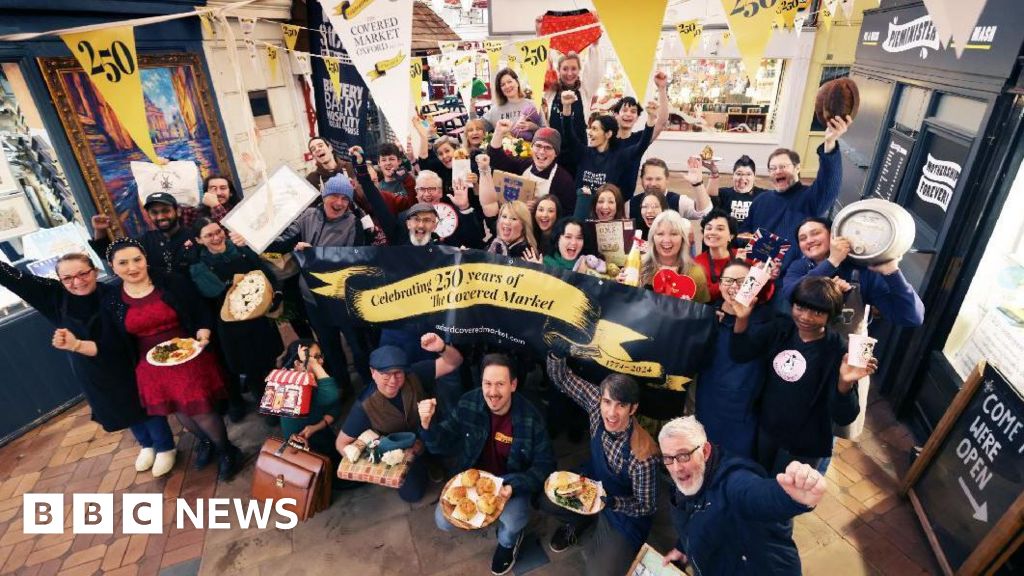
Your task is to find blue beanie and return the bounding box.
[322,174,354,200]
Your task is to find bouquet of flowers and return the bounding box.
[481,132,533,159]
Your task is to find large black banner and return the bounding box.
[308,2,370,154]
[297,246,716,386]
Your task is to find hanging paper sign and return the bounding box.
[282,23,300,51]
[484,40,504,74]
[130,160,201,208]
[321,0,414,145]
[513,37,550,109]
[774,0,800,30]
[820,0,838,32]
[60,26,159,163]
[325,56,342,96]
[592,0,668,100]
[675,20,703,55]
[308,5,369,151]
[439,40,458,54]
[266,44,280,81]
[720,0,780,82]
[239,16,257,37]
[409,56,424,112]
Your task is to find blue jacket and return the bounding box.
[741,144,842,271]
[421,388,555,496]
[669,448,809,576]
[782,258,924,327]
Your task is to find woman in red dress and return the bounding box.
[102,238,240,480]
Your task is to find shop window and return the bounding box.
[942,162,1024,391]
[894,85,931,134]
[0,63,97,318]
[932,94,987,136]
[248,90,275,130]
[597,57,786,134]
[810,66,851,132]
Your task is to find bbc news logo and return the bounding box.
[23,494,299,534]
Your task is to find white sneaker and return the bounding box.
[152,449,177,477]
[135,447,155,472]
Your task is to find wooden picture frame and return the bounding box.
[901,361,1024,575]
[38,53,233,238]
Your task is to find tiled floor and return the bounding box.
[0,387,942,576]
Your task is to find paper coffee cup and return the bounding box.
[847,334,878,368]
[734,265,770,306]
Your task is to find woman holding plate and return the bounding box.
[102,238,240,481]
[0,253,175,477]
[189,218,284,418]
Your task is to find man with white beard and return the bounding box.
[658,416,825,575]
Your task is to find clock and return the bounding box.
[433,202,459,239]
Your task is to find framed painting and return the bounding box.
[38,53,233,238]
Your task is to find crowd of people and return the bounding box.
[0,53,927,576]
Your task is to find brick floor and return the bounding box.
[0,375,942,575]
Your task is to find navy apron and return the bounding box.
[587,423,653,548]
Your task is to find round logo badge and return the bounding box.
[772,350,807,383]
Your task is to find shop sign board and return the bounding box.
[308,2,370,154]
[856,0,1024,80]
[872,129,914,202]
[902,362,1024,575]
[905,133,968,234]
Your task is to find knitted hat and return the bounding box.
[532,127,561,155]
[322,174,354,200]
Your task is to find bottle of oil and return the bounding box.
[621,230,644,287]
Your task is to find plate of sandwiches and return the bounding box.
[440,468,507,529]
[545,471,605,515]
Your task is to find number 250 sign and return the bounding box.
[731,0,778,18]
[76,39,137,83]
[520,44,548,67]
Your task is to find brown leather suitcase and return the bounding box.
[251,437,332,521]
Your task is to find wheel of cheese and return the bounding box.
[815,78,860,127]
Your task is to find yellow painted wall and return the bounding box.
[794,0,875,173]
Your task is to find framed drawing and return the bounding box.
[38,53,234,238]
[0,194,39,242]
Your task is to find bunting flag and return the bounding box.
[452,52,476,111]
[839,0,855,19]
[922,0,955,51]
[321,0,414,145]
[720,0,778,81]
[948,0,989,58]
[325,56,342,97]
[239,16,257,37]
[243,37,258,62]
[793,13,807,37]
[506,50,520,74]
[512,37,550,110]
[439,40,458,54]
[722,30,733,47]
[409,56,423,112]
[484,39,504,75]
[820,0,838,32]
[198,11,217,36]
[591,0,668,100]
[266,44,279,80]
[60,26,159,163]
[281,23,300,51]
[774,0,800,30]
[675,20,703,55]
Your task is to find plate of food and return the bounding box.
[440,468,507,529]
[146,338,203,367]
[545,471,605,515]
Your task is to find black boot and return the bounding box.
[218,444,241,481]
[194,439,214,470]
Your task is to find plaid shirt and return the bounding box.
[547,354,658,518]
[421,388,555,497]
[179,202,229,230]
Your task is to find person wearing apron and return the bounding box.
[545,353,660,576]
[783,217,925,442]
[484,120,577,213]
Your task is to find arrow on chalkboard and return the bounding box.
[958,476,989,522]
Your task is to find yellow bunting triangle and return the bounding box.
[281,24,300,51]
[820,0,837,32]
[512,37,550,110]
[409,56,423,112]
[675,20,703,55]
[325,56,342,97]
[199,12,216,36]
[592,0,668,100]
[722,30,733,46]
[266,44,279,81]
[60,26,159,163]
[484,40,504,75]
[439,40,458,54]
[774,0,800,30]
[720,0,777,82]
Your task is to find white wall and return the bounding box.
[201,14,310,195]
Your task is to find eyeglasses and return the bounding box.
[59,270,95,285]
[768,164,793,172]
[532,142,554,152]
[415,186,440,193]
[411,216,438,225]
[376,370,405,382]
[200,228,225,241]
[719,277,744,287]
[662,443,703,466]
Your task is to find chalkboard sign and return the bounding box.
[872,129,914,201]
[902,362,1024,575]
